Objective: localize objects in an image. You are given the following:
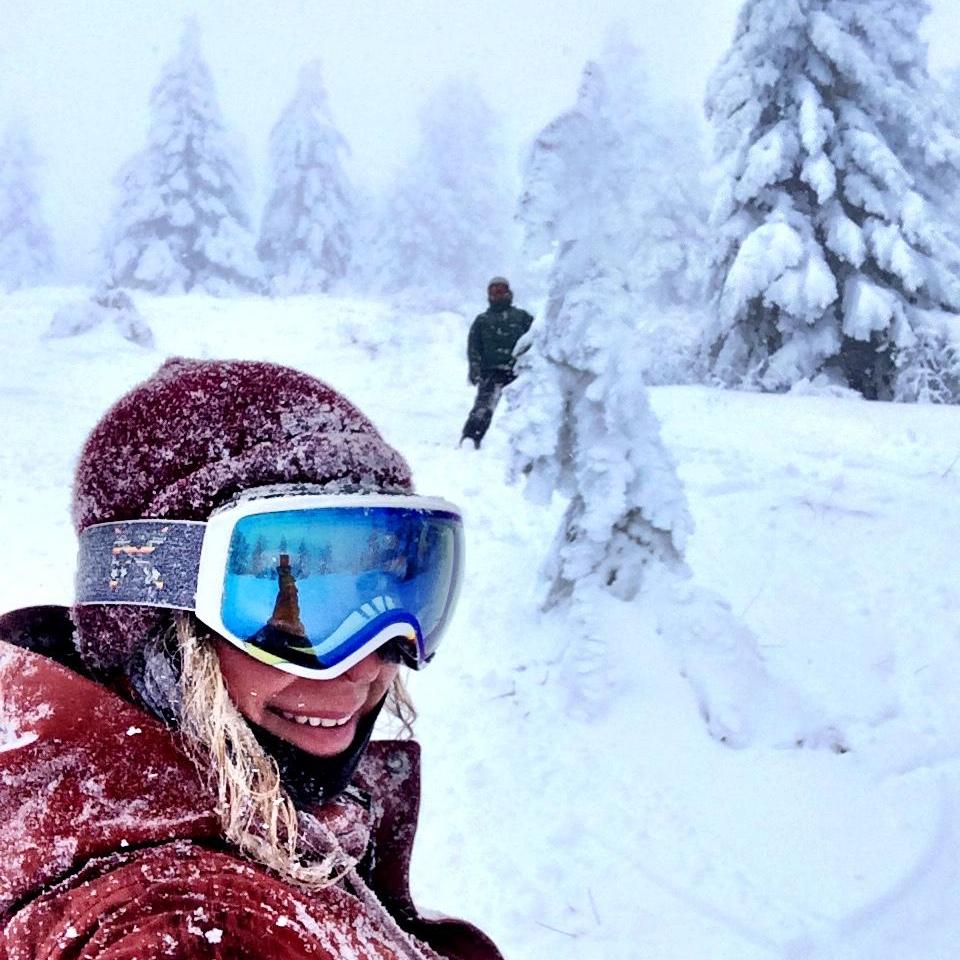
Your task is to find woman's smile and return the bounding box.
[215,638,398,757]
[272,710,351,728]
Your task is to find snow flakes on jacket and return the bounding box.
[0,620,501,960]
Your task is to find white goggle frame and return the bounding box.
[196,492,462,679]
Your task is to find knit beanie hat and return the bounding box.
[486,276,512,307]
[71,357,412,677]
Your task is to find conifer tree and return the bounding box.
[519,39,710,317]
[102,21,262,295]
[368,79,515,306]
[890,65,960,404]
[508,44,788,746]
[512,49,693,608]
[258,62,355,294]
[0,121,55,291]
[706,0,960,398]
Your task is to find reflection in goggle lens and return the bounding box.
[220,507,461,673]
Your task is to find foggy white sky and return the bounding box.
[1,0,957,280]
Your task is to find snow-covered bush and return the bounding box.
[630,310,711,386]
[258,62,355,294]
[895,314,960,404]
[0,121,55,291]
[101,21,262,295]
[508,278,796,745]
[705,0,960,398]
[365,79,517,308]
[47,288,154,347]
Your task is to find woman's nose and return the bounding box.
[341,650,384,684]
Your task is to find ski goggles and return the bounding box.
[75,490,463,679]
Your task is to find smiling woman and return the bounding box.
[0,358,501,960]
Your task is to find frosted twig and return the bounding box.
[534,921,579,939]
[587,887,601,925]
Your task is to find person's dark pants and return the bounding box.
[461,370,515,448]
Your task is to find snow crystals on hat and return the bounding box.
[71,357,412,675]
[73,357,411,530]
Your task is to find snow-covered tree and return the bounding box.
[512,41,713,602]
[0,121,55,290]
[366,79,516,307]
[512,53,693,602]
[507,44,804,747]
[258,62,355,294]
[510,274,693,609]
[942,67,960,139]
[518,37,710,381]
[706,0,960,399]
[890,66,960,405]
[102,21,262,295]
[630,108,713,313]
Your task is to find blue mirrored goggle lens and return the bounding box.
[219,506,462,673]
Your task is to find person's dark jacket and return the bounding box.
[0,606,503,960]
[467,304,534,384]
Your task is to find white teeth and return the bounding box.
[279,710,350,728]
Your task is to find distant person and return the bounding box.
[460,277,534,449]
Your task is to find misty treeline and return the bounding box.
[3,3,960,403]
[0,122,55,292]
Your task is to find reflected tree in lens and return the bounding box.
[265,553,307,639]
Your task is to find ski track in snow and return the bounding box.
[1,289,960,959]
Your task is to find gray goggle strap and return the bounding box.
[76,520,207,609]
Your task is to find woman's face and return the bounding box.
[214,638,399,757]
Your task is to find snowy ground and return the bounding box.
[1,288,960,959]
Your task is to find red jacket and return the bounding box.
[0,608,502,960]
